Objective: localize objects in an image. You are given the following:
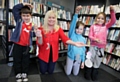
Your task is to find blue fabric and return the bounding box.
[67,14,86,62]
[38,58,56,74]
[10,3,34,46]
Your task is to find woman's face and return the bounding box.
[96,14,105,25]
[48,14,56,26]
[76,25,84,34]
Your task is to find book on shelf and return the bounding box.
[107,29,115,40]
[114,45,120,57]
[105,4,120,14]
[79,5,104,14]
[8,29,15,41]
[105,43,115,53]
[102,54,112,65]
[9,12,16,25]
[0,0,5,8]
[58,21,68,30]
[0,25,4,35]
[0,9,4,21]
[112,30,120,41]
[114,58,120,70]
[111,18,120,27]
[78,16,94,25]
[9,0,34,9]
[110,58,116,68]
[84,27,89,36]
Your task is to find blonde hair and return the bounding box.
[94,12,106,25]
[43,10,59,33]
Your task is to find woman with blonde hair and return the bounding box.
[35,10,86,74]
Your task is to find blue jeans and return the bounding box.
[38,58,56,74]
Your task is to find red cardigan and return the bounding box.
[36,27,69,63]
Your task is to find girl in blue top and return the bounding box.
[64,6,86,76]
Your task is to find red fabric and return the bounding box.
[36,27,70,63]
[16,22,32,46]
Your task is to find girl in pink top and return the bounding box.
[84,5,116,81]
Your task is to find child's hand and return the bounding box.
[35,29,42,37]
[95,39,101,43]
[34,24,38,32]
[110,5,114,11]
[75,5,82,14]
[75,42,86,47]
[23,3,33,9]
[81,62,84,69]
[95,39,105,44]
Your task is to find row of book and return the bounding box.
[105,3,120,14]
[0,9,6,21]
[8,12,71,30]
[9,0,36,9]
[79,4,120,15]
[107,29,120,41]
[79,16,95,25]
[0,0,5,8]
[0,25,4,35]
[58,21,70,30]
[102,54,120,71]
[78,16,120,28]
[79,5,104,14]
[106,17,120,28]
[9,0,71,21]
[105,43,120,57]
[8,11,71,29]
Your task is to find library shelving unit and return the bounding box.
[74,0,120,72]
[1,0,10,63]
[2,0,71,63]
[102,0,120,72]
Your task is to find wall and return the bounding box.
[42,0,75,13]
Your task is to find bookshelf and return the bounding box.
[75,0,120,72]
[102,0,120,72]
[2,0,71,63]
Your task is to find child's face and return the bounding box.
[21,13,31,23]
[96,14,105,25]
[48,14,56,26]
[76,25,84,34]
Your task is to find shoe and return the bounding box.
[91,68,98,81]
[22,73,28,82]
[16,73,22,82]
[84,66,92,80]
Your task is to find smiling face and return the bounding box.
[96,14,105,25]
[76,24,84,34]
[95,12,106,25]
[21,13,31,23]
[48,14,56,26]
[75,21,85,35]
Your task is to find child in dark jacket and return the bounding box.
[10,3,34,82]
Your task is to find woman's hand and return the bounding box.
[75,5,82,14]
[74,42,87,47]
